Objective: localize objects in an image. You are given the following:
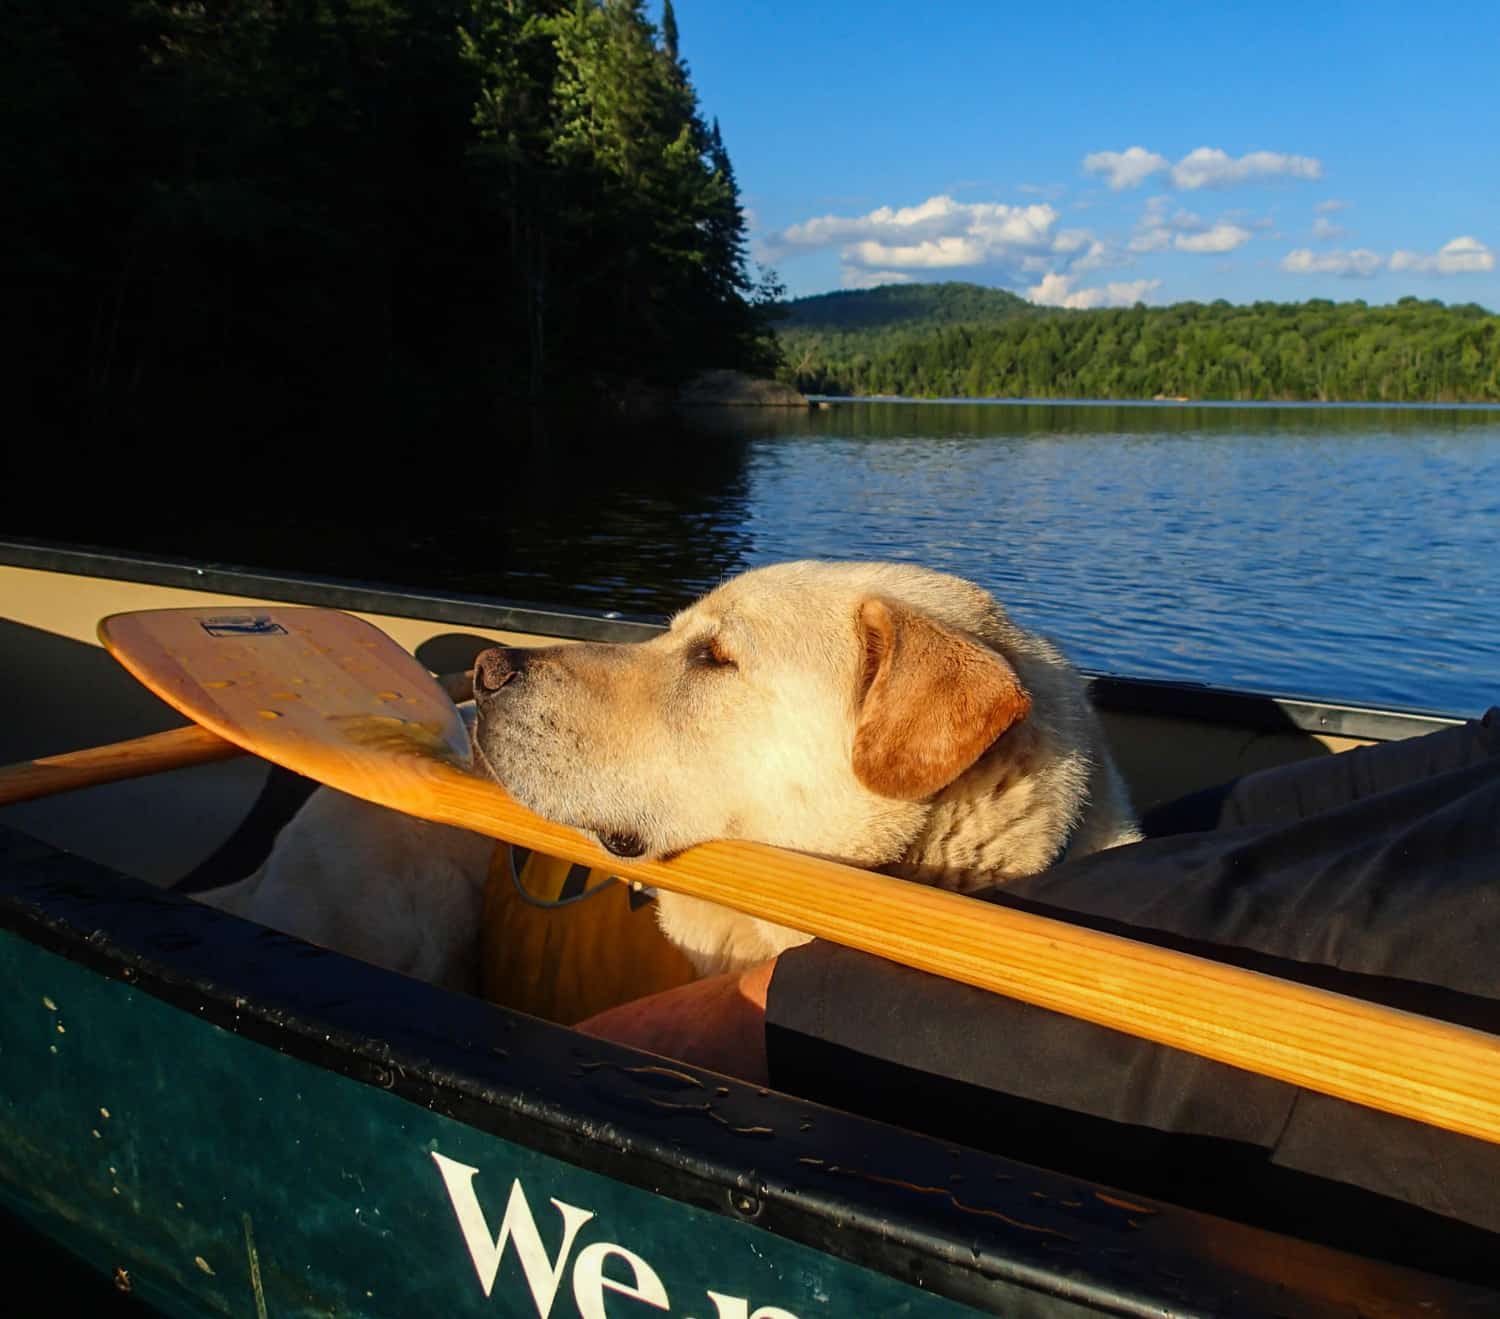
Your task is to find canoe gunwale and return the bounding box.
[0,536,1465,743]
[5,824,1491,1317]
[0,536,665,643]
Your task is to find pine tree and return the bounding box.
[459,0,570,397]
[16,0,783,442]
[661,0,680,66]
[546,0,754,378]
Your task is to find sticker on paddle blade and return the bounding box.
[199,615,288,638]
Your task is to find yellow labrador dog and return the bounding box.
[472,560,1140,974]
[203,561,1140,984]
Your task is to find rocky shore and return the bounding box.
[677,370,810,407]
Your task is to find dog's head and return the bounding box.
[471,561,1054,868]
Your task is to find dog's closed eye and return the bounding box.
[686,637,737,671]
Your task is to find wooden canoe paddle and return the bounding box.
[97,604,1500,1146]
[0,669,477,808]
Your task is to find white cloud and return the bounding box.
[1311,216,1346,241]
[1315,198,1350,214]
[967,206,1060,246]
[1172,147,1321,189]
[1027,273,1072,303]
[1028,272,1161,309]
[1127,199,1257,256]
[1084,146,1322,192]
[1282,236,1495,279]
[773,194,959,250]
[1082,147,1169,191]
[1281,248,1385,277]
[1037,227,1130,276]
[1174,223,1253,254]
[1130,196,1187,252]
[1129,226,1172,253]
[845,236,986,268]
[764,194,1065,285]
[1069,239,1120,274]
[840,267,916,290]
[1050,228,1093,255]
[1389,235,1495,275]
[1230,210,1277,232]
[769,195,1056,257]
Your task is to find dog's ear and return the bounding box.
[851,598,1031,801]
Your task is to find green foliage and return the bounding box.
[782,281,1030,332]
[778,284,1500,403]
[776,282,1031,390]
[7,0,776,442]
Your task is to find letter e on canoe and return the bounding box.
[706,1294,800,1319]
[572,1241,669,1318]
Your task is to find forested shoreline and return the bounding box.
[11,0,1498,470]
[8,0,778,454]
[778,284,1500,403]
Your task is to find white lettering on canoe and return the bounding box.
[431,1152,593,1310]
[704,1294,800,1319]
[572,1241,669,1318]
[431,1152,802,1318]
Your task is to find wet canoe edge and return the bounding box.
[3,826,1497,1317]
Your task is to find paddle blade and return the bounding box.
[98,607,472,781]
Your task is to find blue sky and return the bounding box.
[669,1,1500,309]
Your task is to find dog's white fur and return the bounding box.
[200,561,1140,985]
[197,773,493,992]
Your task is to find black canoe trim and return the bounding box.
[0,536,665,643]
[5,825,1497,1317]
[0,536,1464,741]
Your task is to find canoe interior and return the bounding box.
[0,540,1489,1317]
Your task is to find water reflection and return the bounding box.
[448,412,757,615]
[722,404,1500,712]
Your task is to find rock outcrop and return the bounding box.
[677,370,809,407]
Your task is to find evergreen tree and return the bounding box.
[661,0,681,66]
[10,0,781,447]
[459,0,569,397]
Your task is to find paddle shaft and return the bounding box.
[367,754,1500,1148]
[0,724,240,806]
[96,605,1500,1147]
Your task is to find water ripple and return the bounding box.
[462,402,1500,715]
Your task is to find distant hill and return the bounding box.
[778,281,1031,333]
[774,281,1038,384]
[772,284,1500,404]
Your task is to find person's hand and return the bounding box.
[576,959,776,1084]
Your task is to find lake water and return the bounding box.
[473,400,1500,716]
[20,400,1500,716]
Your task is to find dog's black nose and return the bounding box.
[473,647,525,695]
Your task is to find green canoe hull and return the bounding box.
[4,829,1494,1318]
